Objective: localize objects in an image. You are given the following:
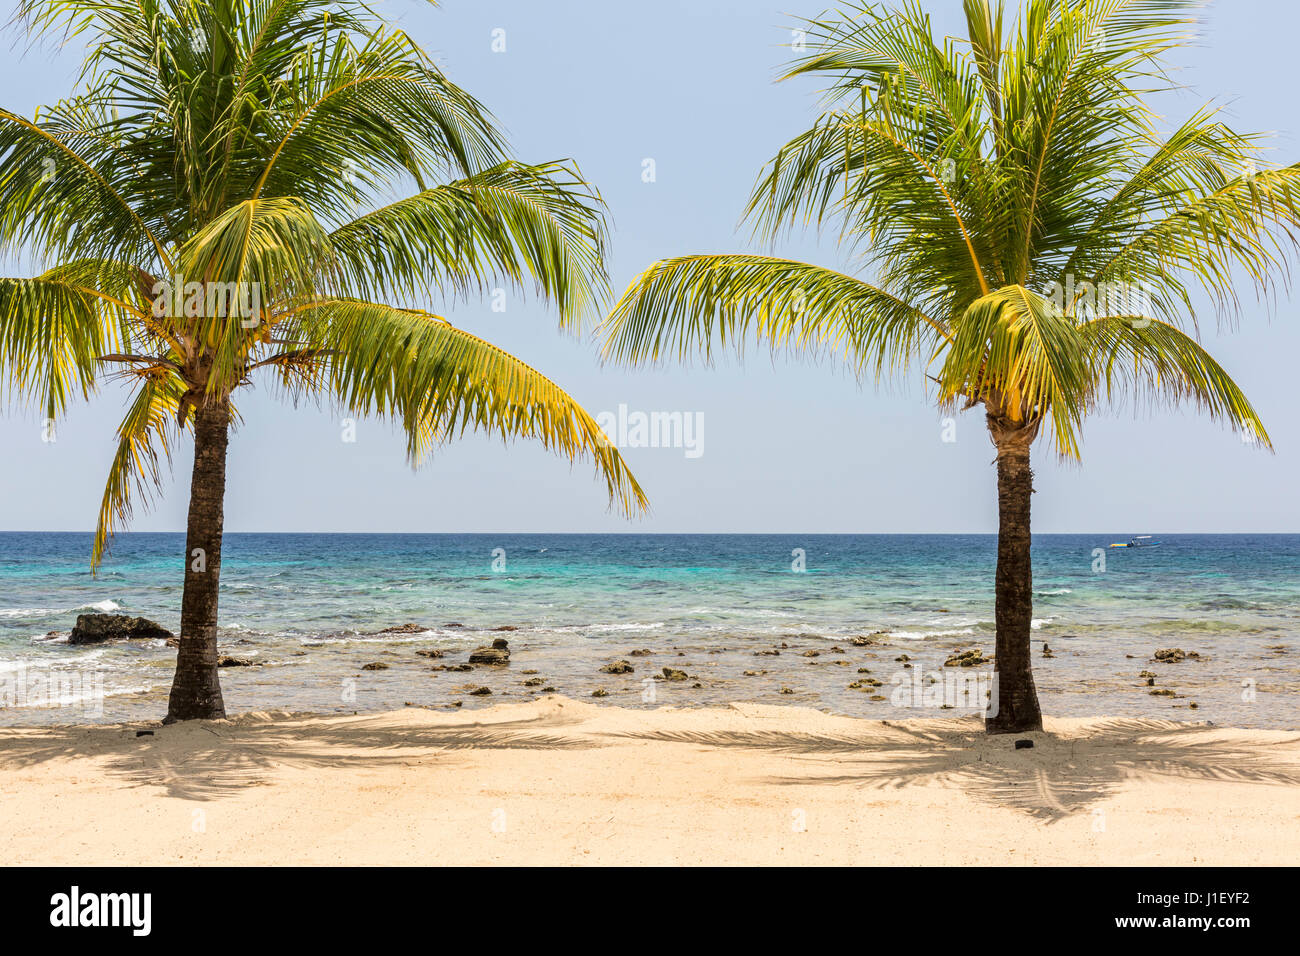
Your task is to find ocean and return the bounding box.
[1,532,1297,727]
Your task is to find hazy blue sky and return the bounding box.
[1,0,1297,534]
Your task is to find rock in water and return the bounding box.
[218,656,259,667]
[468,638,510,665]
[944,648,988,667]
[68,614,173,645]
[600,660,634,674]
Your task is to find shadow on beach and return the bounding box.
[612,717,1300,821]
[0,707,1296,819]
[0,709,599,801]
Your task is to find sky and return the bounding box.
[0,0,1297,535]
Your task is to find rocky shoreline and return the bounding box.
[17,613,1267,728]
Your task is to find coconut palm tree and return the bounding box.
[0,0,645,722]
[601,0,1300,732]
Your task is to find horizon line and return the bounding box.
[2,529,1298,536]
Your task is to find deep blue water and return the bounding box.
[2,532,1297,726]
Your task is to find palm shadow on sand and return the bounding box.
[2,710,1296,816]
[0,710,602,800]
[612,717,1300,821]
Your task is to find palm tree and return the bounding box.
[601,0,1300,733]
[0,0,645,722]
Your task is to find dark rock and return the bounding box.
[468,640,510,665]
[601,660,635,674]
[851,632,887,646]
[377,623,427,634]
[68,614,173,645]
[628,648,652,657]
[361,661,389,671]
[469,686,492,696]
[944,648,988,667]
[218,656,260,667]
[492,625,519,632]
[661,667,689,682]
[1014,739,1034,750]
[415,649,444,658]
[591,688,609,698]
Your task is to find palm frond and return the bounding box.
[602,254,944,382]
[938,284,1092,457]
[0,266,134,417]
[1080,315,1270,447]
[290,298,646,515]
[92,371,186,570]
[328,160,610,325]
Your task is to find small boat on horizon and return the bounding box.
[1109,535,1160,549]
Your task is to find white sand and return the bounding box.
[1,696,1296,865]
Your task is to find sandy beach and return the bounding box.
[1,695,1296,866]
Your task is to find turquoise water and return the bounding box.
[1,532,1297,727]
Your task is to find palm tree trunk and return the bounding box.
[985,414,1043,735]
[164,398,230,722]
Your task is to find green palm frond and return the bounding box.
[1080,315,1270,447]
[602,254,943,381]
[250,23,508,206]
[1093,166,1300,321]
[292,298,646,516]
[92,371,186,570]
[939,284,1092,456]
[0,268,134,418]
[329,160,610,325]
[0,105,171,269]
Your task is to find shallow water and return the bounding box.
[1,532,1297,727]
